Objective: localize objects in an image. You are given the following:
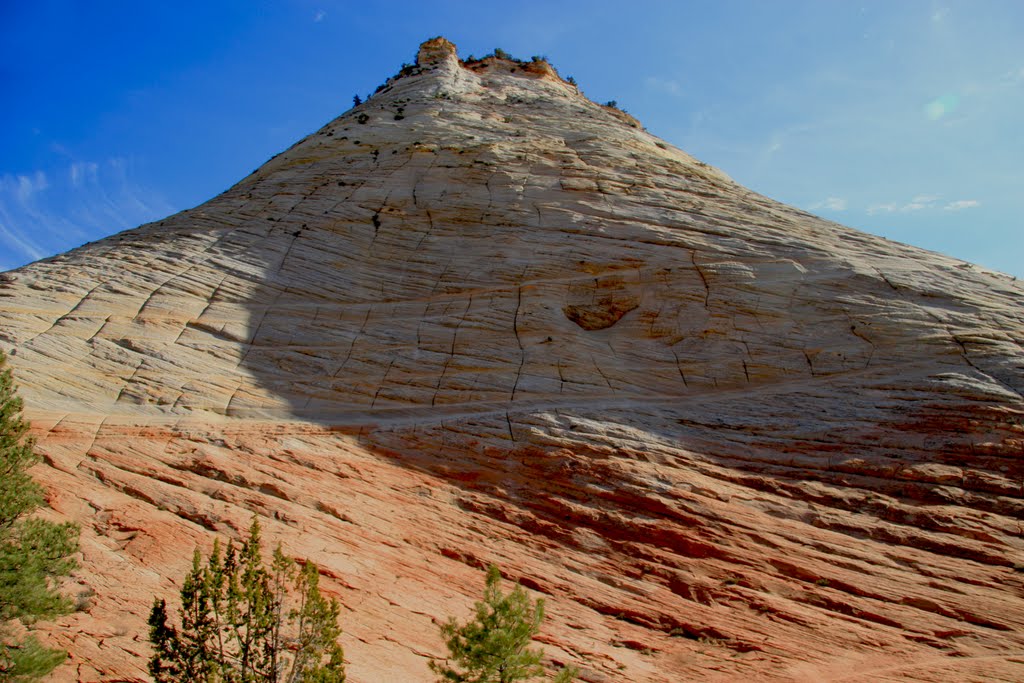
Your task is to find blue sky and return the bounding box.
[2,1,1022,276]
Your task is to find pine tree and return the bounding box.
[0,351,80,680]
[431,565,578,683]
[148,517,345,683]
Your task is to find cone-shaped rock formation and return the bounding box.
[2,38,1024,681]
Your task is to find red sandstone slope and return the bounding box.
[2,38,1024,682]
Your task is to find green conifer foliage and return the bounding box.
[0,351,80,680]
[148,517,345,683]
[431,565,578,683]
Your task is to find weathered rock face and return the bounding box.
[2,38,1024,682]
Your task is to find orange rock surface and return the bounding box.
[2,38,1023,682]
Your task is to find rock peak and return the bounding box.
[417,36,458,65]
[411,36,563,86]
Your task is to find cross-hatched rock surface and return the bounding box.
[2,37,1024,682]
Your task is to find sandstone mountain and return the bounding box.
[2,37,1023,682]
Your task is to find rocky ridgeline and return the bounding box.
[2,37,1023,682]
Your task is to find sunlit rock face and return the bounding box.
[3,37,1024,682]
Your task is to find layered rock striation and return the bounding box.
[3,37,1024,681]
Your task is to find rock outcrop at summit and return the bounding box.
[2,38,1024,682]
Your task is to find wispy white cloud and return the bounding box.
[3,171,49,203]
[49,142,72,158]
[0,172,52,267]
[0,172,52,244]
[313,9,327,22]
[867,194,942,215]
[903,194,940,211]
[867,203,897,215]
[931,7,950,22]
[644,76,682,96]
[69,161,98,188]
[0,217,47,264]
[944,199,980,211]
[0,157,174,272]
[809,196,847,211]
